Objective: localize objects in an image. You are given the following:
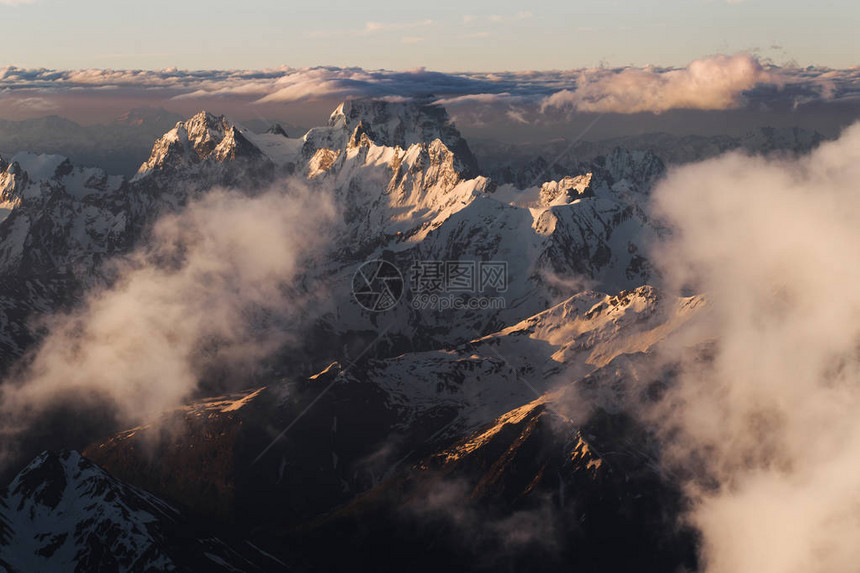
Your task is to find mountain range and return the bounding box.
[0,99,822,571]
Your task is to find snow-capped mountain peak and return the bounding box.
[309,98,479,177]
[0,152,80,211]
[327,99,461,148]
[136,111,269,177]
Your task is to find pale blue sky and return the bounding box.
[2,0,858,71]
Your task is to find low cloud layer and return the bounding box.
[0,181,336,464]
[1,54,857,119]
[647,121,860,572]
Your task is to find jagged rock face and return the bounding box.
[0,158,24,210]
[421,400,606,498]
[303,99,479,178]
[539,174,593,206]
[330,99,479,175]
[322,134,492,246]
[0,153,129,275]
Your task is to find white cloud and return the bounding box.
[542,54,781,113]
[0,58,855,114]
[0,181,337,462]
[647,121,860,573]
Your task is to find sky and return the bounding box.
[1,0,858,71]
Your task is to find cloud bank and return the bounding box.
[647,121,860,573]
[542,54,778,113]
[1,54,857,117]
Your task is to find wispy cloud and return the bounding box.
[364,19,433,33]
